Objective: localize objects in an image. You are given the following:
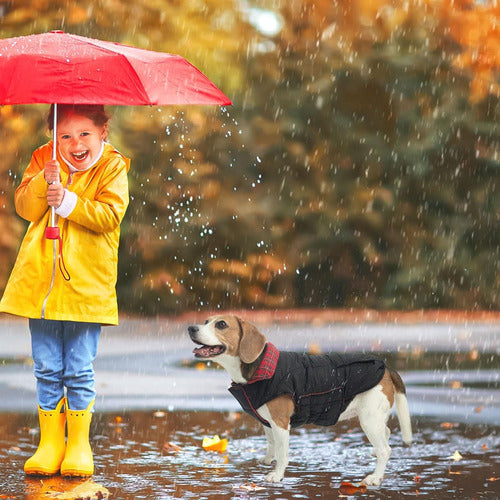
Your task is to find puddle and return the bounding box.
[1,409,498,499]
[1,335,499,498]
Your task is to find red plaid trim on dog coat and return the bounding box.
[247,343,279,383]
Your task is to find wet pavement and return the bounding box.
[0,315,499,498]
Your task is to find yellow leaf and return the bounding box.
[202,435,228,452]
[42,479,109,499]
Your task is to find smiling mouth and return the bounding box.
[192,343,226,358]
[71,150,89,161]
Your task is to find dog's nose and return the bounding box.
[188,325,198,335]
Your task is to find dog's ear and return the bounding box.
[238,318,266,364]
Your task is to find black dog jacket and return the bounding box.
[228,343,386,428]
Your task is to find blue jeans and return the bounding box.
[29,319,101,411]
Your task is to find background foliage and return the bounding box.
[0,0,498,314]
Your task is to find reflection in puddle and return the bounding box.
[1,408,499,499]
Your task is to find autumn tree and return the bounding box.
[0,0,498,313]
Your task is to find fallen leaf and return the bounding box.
[41,479,110,499]
[449,450,463,461]
[226,412,241,422]
[482,444,488,450]
[414,475,421,483]
[449,380,462,389]
[474,406,483,413]
[469,349,479,361]
[162,441,182,453]
[108,415,126,427]
[202,435,228,452]
[488,477,499,482]
[440,422,459,429]
[339,481,367,495]
[448,468,462,475]
[232,482,266,491]
[153,411,166,418]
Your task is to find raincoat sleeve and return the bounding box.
[66,157,129,233]
[14,151,50,222]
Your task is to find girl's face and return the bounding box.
[57,113,107,170]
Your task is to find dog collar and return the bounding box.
[247,342,280,383]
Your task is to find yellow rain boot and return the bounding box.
[60,399,94,477]
[24,397,66,476]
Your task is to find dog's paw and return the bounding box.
[265,470,284,483]
[362,474,382,487]
[258,456,274,466]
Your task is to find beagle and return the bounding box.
[188,315,412,485]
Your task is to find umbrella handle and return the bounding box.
[50,207,56,228]
[46,103,59,239]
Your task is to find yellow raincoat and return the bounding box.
[0,141,129,325]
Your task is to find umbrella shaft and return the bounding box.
[50,103,57,227]
[52,103,57,160]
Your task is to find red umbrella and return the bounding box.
[0,31,231,241]
[0,31,231,106]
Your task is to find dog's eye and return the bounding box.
[215,320,228,329]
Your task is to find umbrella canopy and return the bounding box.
[0,31,231,106]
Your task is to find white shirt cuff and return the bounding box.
[55,189,77,218]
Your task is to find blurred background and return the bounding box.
[0,0,498,315]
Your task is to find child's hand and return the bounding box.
[47,182,64,208]
[44,159,60,184]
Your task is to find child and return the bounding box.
[0,104,130,476]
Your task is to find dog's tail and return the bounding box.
[390,369,413,445]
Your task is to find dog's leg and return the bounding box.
[259,424,275,465]
[257,403,291,483]
[358,390,392,487]
[266,424,289,482]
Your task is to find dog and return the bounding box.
[188,315,412,485]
